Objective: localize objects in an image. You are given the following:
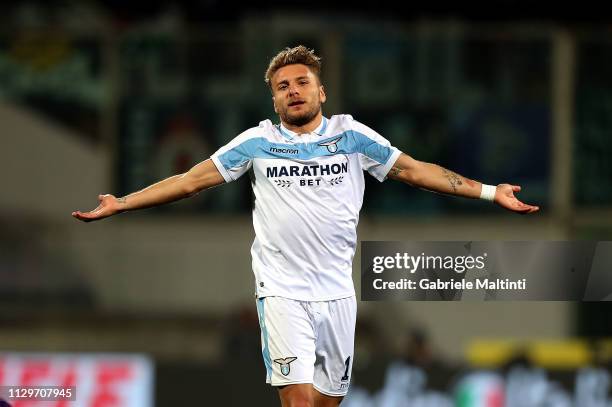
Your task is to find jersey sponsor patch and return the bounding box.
[265,162,348,178]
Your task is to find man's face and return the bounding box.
[271,64,326,128]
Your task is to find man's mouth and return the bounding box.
[288,101,305,107]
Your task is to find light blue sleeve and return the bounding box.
[348,116,402,182]
[211,129,262,182]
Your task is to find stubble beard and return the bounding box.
[280,100,321,128]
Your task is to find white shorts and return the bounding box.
[255,295,357,397]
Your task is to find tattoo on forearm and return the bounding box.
[442,169,463,193]
[389,166,404,177]
[117,197,127,204]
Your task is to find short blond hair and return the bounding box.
[264,45,322,88]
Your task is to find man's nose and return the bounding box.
[288,85,299,96]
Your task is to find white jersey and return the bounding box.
[211,114,401,301]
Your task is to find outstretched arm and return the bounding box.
[387,153,539,214]
[72,159,225,222]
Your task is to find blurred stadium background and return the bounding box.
[1,1,611,406]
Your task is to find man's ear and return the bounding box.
[272,96,278,113]
[320,85,327,104]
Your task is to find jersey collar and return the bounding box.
[279,116,328,140]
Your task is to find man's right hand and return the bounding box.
[72,194,125,222]
[71,159,225,223]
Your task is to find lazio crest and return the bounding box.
[273,357,298,376]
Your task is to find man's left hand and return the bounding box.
[495,184,540,214]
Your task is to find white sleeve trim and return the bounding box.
[380,148,402,182]
[211,155,234,183]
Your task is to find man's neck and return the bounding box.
[281,113,323,135]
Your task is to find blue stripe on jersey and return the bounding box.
[217,137,262,170]
[318,116,328,135]
[278,126,294,140]
[217,130,393,171]
[256,298,273,380]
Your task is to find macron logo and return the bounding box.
[270,146,299,155]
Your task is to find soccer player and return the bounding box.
[72,45,539,407]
